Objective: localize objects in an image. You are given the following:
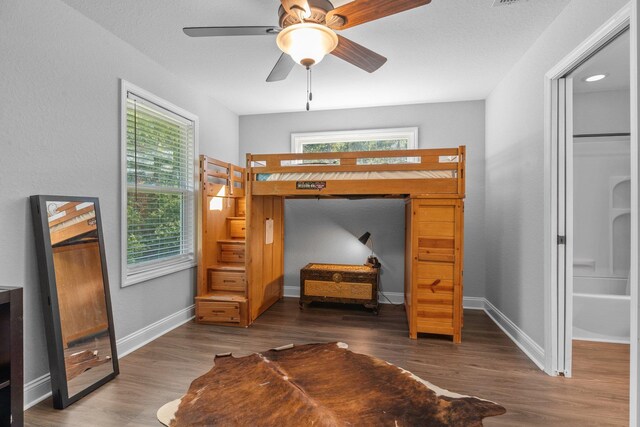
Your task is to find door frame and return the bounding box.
[544,1,637,423]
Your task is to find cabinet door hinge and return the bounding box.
[557,235,566,245]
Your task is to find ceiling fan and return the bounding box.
[183,0,432,83]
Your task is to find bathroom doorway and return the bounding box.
[568,29,630,380]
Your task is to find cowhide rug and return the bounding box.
[158,342,506,426]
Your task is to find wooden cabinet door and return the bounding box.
[412,199,463,342]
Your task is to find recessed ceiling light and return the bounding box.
[584,74,607,82]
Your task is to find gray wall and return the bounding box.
[484,0,629,347]
[239,101,485,296]
[0,0,239,393]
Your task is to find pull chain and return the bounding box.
[306,66,313,111]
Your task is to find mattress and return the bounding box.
[256,170,456,181]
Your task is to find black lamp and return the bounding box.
[358,231,380,268]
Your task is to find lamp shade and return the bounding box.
[358,232,371,245]
[276,23,338,67]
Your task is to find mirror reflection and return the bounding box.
[46,200,115,397]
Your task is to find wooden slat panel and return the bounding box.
[404,199,416,338]
[252,162,458,174]
[418,238,454,249]
[416,222,455,238]
[248,196,264,320]
[273,197,284,300]
[415,206,455,222]
[251,178,458,196]
[249,147,460,162]
[262,198,274,306]
[417,249,454,262]
[416,279,454,293]
[236,198,246,217]
[415,319,454,334]
[416,262,455,279]
[417,306,454,318]
[416,296,453,305]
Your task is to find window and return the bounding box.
[291,127,418,163]
[120,81,198,286]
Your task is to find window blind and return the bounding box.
[125,92,195,276]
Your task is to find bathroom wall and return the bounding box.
[573,89,631,280]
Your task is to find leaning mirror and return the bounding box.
[30,195,118,409]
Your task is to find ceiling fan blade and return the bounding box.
[280,0,312,20]
[330,35,387,73]
[326,0,431,30]
[266,53,296,82]
[183,26,280,37]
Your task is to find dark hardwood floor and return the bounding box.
[25,298,629,426]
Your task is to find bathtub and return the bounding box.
[573,276,630,344]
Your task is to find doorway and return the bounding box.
[544,7,632,379]
[568,29,631,383]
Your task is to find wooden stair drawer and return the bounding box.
[197,300,240,324]
[218,243,245,263]
[208,270,246,292]
[228,219,246,239]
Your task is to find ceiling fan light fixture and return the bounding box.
[276,23,338,67]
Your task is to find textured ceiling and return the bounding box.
[59,0,571,115]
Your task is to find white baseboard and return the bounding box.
[283,285,299,298]
[483,299,545,370]
[462,296,486,310]
[24,373,52,410]
[24,304,195,410]
[117,304,195,358]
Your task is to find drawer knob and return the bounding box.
[332,273,343,283]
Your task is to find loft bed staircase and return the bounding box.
[196,156,249,326]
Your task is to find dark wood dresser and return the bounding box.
[0,286,23,426]
[300,263,379,313]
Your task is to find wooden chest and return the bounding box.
[300,263,379,313]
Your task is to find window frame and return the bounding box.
[120,80,199,287]
[291,127,418,154]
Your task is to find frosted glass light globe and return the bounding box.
[276,23,339,67]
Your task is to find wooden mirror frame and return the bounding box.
[30,195,119,409]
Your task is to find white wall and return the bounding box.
[485,0,629,347]
[239,101,485,297]
[573,89,631,279]
[0,0,239,400]
[574,90,631,135]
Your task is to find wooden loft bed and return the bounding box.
[197,146,466,342]
[247,147,465,198]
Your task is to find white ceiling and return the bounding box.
[572,29,630,94]
[60,0,571,115]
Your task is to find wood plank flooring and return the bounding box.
[25,299,629,426]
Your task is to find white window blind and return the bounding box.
[121,81,198,286]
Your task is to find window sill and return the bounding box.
[122,259,196,288]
